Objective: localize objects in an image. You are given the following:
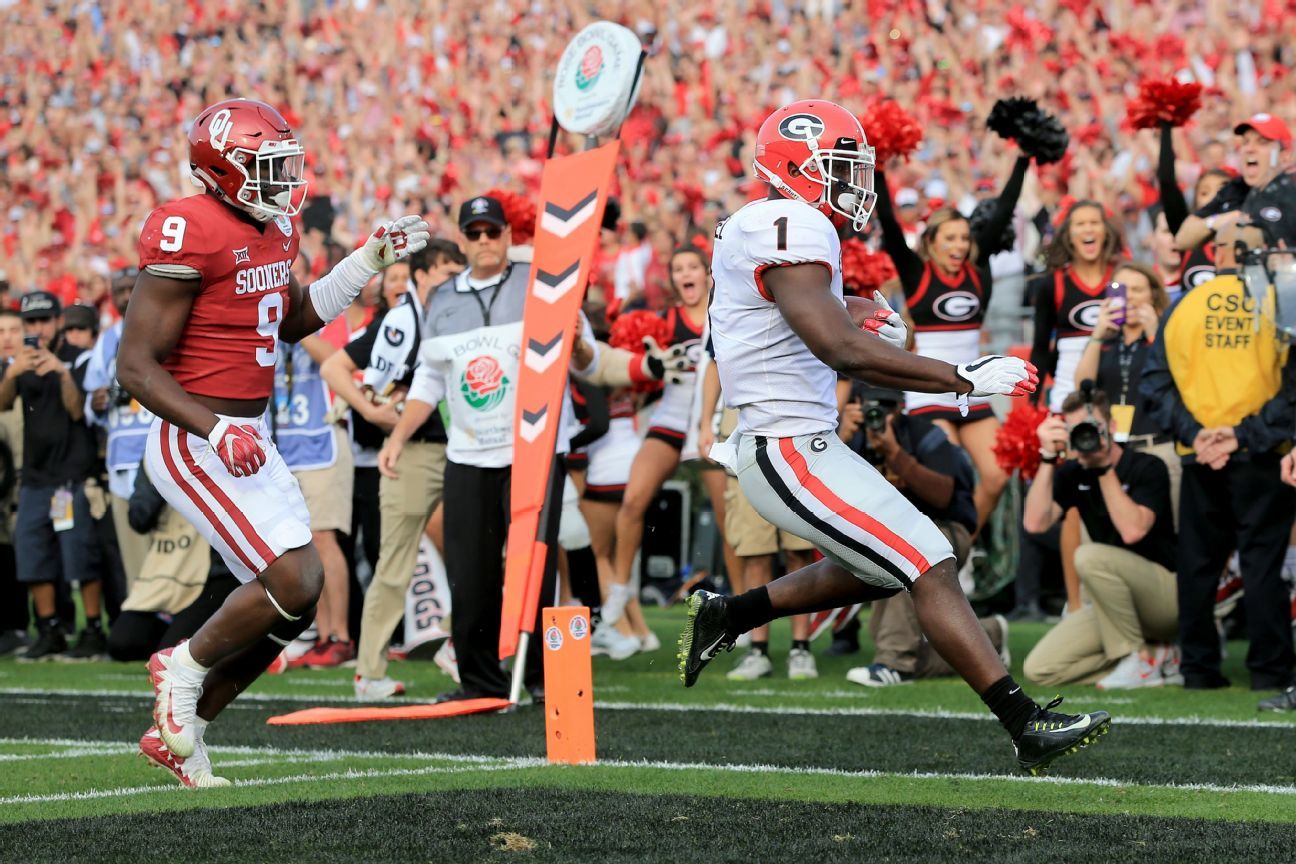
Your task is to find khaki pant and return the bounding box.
[111,493,151,590]
[868,521,997,677]
[1024,543,1178,686]
[356,441,446,679]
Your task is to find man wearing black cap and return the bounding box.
[378,195,600,702]
[834,383,1006,687]
[0,291,104,661]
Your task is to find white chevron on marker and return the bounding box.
[539,191,599,238]
[525,333,565,373]
[519,406,548,443]
[532,261,581,304]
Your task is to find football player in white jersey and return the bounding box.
[681,99,1110,774]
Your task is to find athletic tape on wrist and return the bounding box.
[308,250,377,323]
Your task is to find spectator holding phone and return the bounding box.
[1074,262,1179,524]
[0,291,103,661]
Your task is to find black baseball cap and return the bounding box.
[20,291,60,320]
[458,196,508,230]
[63,304,98,332]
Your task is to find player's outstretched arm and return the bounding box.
[280,216,430,343]
[116,270,223,438]
[766,264,968,394]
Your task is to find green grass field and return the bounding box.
[2,609,1294,862]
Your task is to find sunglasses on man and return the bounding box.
[464,226,504,241]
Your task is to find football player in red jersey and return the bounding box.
[117,98,429,787]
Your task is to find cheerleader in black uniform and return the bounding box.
[873,155,1029,531]
[1028,201,1125,414]
[1153,123,1231,299]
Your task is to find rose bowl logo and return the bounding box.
[460,355,509,411]
[569,615,589,640]
[575,45,604,91]
[545,626,564,652]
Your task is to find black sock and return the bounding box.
[750,640,769,657]
[791,639,810,652]
[85,617,103,632]
[565,546,602,616]
[38,616,58,633]
[980,675,1039,740]
[726,586,773,634]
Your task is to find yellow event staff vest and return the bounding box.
[1164,273,1287,454]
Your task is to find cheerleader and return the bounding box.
[1028,201,1125,414]
[873,156,1029,530]
[602,246,710,626]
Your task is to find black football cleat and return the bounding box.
[1014,696,1111,775]
[677,591,737,687]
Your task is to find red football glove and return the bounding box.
[207,420,266,477]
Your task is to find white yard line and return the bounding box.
[1,737,1295,804]
[2,687,1294,730]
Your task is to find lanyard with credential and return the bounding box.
[465,264,512,327]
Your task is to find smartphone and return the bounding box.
[22,335,39,349]
[1106,281,1127,326]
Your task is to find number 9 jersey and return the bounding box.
[709,198,843,438]
[138,193,299,400]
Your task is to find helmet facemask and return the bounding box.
[228,140,306,221]
[802,138,877,231]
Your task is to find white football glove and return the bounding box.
[641,336,694,386]
[860,290,908,350]
[955,356,1039,414]
[358,215,431,271]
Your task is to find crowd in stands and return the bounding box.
[1,1,1295,710]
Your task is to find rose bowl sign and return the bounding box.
[553,21,643,137]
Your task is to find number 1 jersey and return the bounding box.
[138,193,299,400]
[709,198,842,437]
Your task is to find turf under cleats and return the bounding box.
[1013,696,1111,775]
[677,591,737,687]
[139,727,231,789]
[147,645,204,758]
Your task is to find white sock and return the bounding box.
[172,642,211,682]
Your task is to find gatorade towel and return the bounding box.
[500,142,620,659]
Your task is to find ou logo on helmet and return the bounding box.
[778,113,825,142]
[933,291,981,323]
[1069,299,1103,331]
[208,109,234,151]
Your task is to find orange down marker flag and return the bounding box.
[500,141,620,660]
[541,606,596,764]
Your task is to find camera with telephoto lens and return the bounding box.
[1067,380,1107,454]
[864,403,889,433]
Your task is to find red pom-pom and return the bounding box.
[840,239,898,295]
[859,98,924,165]
[483,188,538,244]
[1125,78,1203,131]
[992,402,1051,481]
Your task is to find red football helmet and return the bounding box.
[753,100,876,230]
[188,99,306,222]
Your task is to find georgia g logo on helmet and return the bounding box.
[778,113,826,142]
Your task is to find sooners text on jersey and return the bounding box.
[138,194,299,400]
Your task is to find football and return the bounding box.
[844,294,889,329]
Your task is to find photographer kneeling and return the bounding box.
[1023,382,1179,689]
[837,385,1008,686]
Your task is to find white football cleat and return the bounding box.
[148,645,203,758]
[433,640,460,684]
[139,726,231,789]
[354,674,406,700]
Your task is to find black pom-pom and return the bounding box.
[987,97,1036,141]
[986,97,1069,165]
[969,198,1017,256]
